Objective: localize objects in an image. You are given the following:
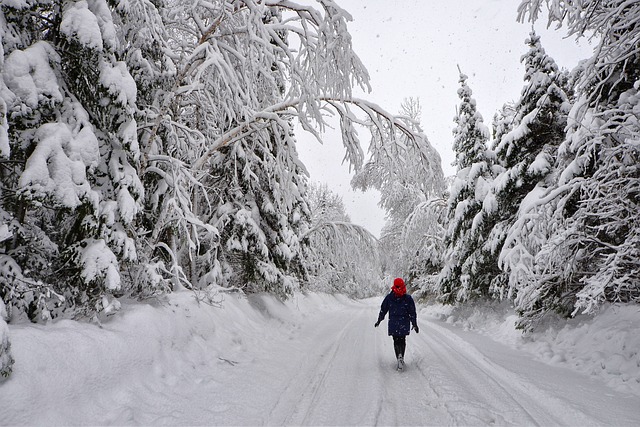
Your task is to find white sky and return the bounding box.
[297,0,594,237]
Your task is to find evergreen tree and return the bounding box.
[515,0,640,327]
[1,0,144,319]
[488,32,571,300]
[492,102,517,149]
[307,182,351,225]
[438,72,497,304]
[206,124,310,296]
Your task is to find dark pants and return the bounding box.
[393,335,406,359]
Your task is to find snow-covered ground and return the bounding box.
[1,291,639,425]
[425,300,640,397]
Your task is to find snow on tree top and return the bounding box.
[19,123,100,210]
[80,239,121,291]
[61,1,104,50]
[3,42,63,109]
[100,61,137,106]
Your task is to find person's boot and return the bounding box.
[397,354,405,371]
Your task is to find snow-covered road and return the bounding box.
[210,301,639,426]
[1,293,639,426]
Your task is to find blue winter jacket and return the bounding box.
[377,292,417,336]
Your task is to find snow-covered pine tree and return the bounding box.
[494,33,569,168]
[205,124,310,296]
[515,0,640,326]
[302,182,382,298]
[492,103,517,149]
[307,183,351,226]
[488,32,571,300]
[438,72,497,304]
[1,2,66,320]
[1,0,143,319]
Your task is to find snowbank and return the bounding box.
[421,301,640,396]
[0,291,359,425]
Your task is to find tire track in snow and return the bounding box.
[265,306,383,425]
[264,303,466,426]
[279,311,354,425]
[418,320,634,426]
[420,323,550,425]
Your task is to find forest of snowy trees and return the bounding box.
[436,0,640,331]
[1,0,639,378]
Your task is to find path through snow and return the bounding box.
[1,292,638,425]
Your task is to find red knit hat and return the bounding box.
[392,277,406,297]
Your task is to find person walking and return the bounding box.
[375,277,419,370]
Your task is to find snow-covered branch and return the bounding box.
[191,96,422,171]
